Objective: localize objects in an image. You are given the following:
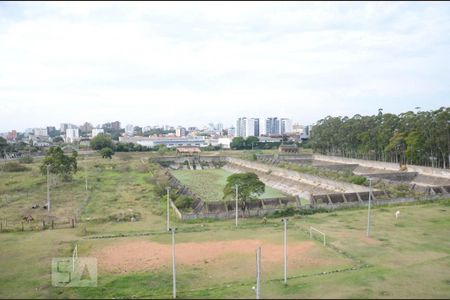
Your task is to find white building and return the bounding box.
[33,128,48,137]
[60,123,77,134]
[118,136,208,148]
[125,124,134,136]
[65,128,79,143]
[281,118,293,134]
[218,137,232,149]
[176,126,186,137]
[92,128,104,138]
[236,117,259,138]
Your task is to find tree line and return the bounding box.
[309,107,450,168]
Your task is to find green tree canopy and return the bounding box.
[40,146,78,181]
[223,172,265,211]
[90,134,114,150]
[100,147,114,159]
[231,137,246,150]
[309,107,450,168]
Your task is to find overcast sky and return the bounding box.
[1,1,449,132]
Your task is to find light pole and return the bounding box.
[235,184,239,228]
[85,163,88,193]
[282,218,288,285]
[447,120,450,169]
[256,246,261,299]
[166,187,170,232]
[170,228,177,299]
[47,164,51,213]
[366,177,372,237]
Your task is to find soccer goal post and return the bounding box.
[309,226,326,246]
[72,243,78,272]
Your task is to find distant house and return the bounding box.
[176,147,201,156]
[278,144,298,153]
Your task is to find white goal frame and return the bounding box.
[72,244,78,272]
[309,226,326,246]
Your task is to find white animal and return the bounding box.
[395,210,400,219]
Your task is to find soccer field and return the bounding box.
[171,168,286,202]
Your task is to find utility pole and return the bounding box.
[170,228,177,299]
[235,184,239,228]
[366,178,372,237]
[166,187,170,232]
[282,218,288,285]
[47,164,51,213]
[256,247,261,299]
[85,163,88,193]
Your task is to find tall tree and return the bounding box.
[223,172,265,212]
[40,147,78,181]
[90,134,114,150]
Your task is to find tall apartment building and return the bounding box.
[236,117,259,137]
[265,117,280,136]
[65,128,79,143]
[281,118,293,134]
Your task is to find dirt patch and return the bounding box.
[91,239,331,273]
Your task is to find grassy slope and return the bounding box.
[171,168,286,202]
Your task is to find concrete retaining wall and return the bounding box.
[226,157,369,193]
[314,154,450,179]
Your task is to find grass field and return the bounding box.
[0,152,449,299]
[171,168,286,201]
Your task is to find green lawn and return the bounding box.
[171,168,286,202]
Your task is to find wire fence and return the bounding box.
[0,217,76,233]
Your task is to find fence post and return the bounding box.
[71,219,75,228]
[42,220,45,230]
[51,220,54,229]
[0,221,2,232]
[21,222,24,232]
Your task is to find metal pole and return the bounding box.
[235,184,238,228]
[171,228,177,299]
[47,164,51,213]
[167,187,170,232]
[256,247,261,299]
[283,218,288,285]
[366,178,372,237]
[85,164,88,192]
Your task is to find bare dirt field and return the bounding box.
[91,239,336,274]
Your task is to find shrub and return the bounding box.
[1,162,29,172]
[350,175,367,185]
[174,195,194,211]
[19,155,34,164]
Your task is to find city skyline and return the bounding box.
[1,2,450,132]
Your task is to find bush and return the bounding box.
[174,195,194,211]
[350,175,367,185]
[19,155,34,164]
[1,162,29,172]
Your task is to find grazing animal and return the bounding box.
[22,215,34,222]
[43,205,48,210]
[395,210,400,219]
[31,204,40,209]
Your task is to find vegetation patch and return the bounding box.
[0,162,30,172]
